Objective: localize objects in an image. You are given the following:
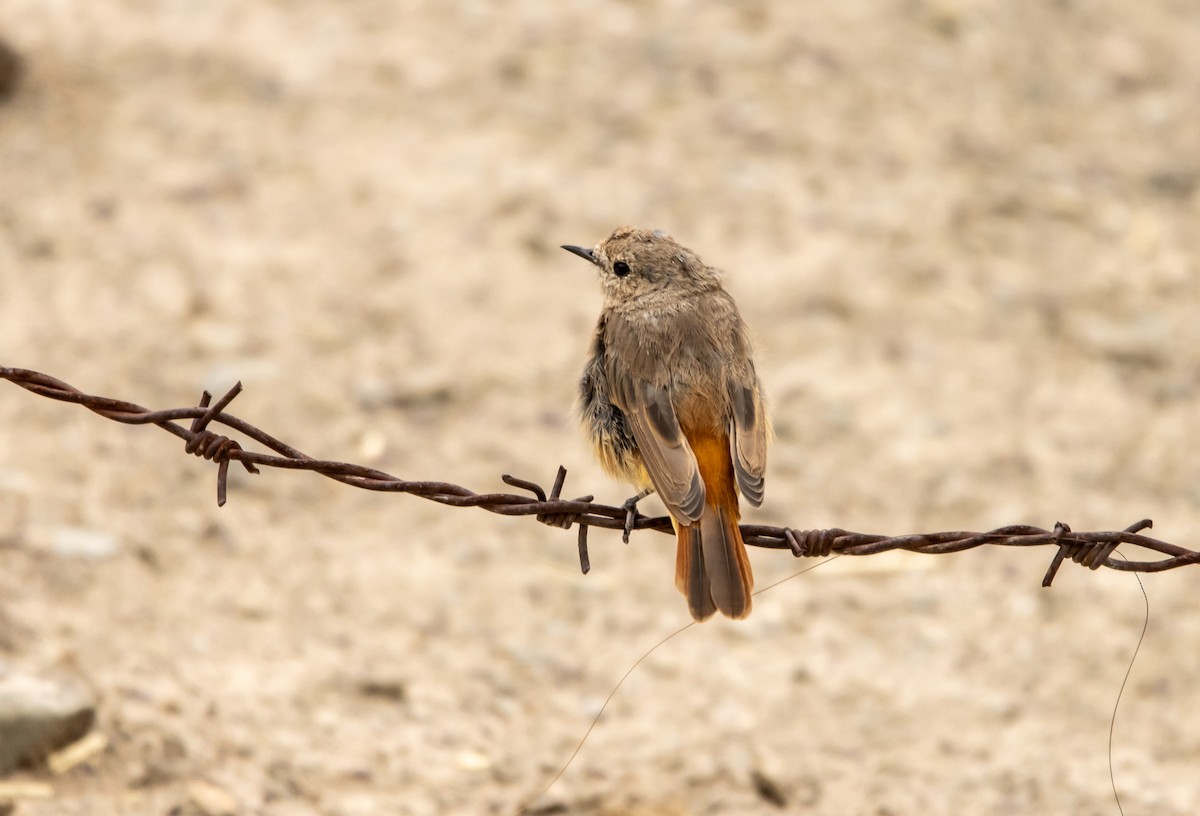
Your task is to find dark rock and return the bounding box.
[357,677,407,703]
[751,768,788,807]
[0,665,96,775]
[0,39,22,102]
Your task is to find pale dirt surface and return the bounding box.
[1,1,1199,814]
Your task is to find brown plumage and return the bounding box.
[563,227,768,621]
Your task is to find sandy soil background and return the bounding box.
[1,1,1199,814]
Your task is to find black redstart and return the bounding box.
[562,227,768,620]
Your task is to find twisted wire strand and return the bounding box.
[3,366,1196,583]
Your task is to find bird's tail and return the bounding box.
[674,433,754,620]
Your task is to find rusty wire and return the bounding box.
[3,366,1198,585]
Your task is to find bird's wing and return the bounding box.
[612,372,706,524]
[729,369,767,507]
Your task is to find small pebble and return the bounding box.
[0,665,96,774]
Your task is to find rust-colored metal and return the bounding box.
[3,366,1197,583]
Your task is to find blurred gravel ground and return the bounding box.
[0,1,1198,814]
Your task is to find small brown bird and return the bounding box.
[563,227,768,621]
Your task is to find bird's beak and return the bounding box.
[561,244,598,265]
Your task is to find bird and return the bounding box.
[562,227,768,620]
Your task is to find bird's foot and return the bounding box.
[621,488,653,544]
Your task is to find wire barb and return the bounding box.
[183,385,260,506]
[3,366,1199,581]
[1042,521,1072,587]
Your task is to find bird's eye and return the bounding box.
[613,261,631,277]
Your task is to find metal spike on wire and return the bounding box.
[3,366,1198,584]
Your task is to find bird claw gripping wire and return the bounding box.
[784,527,838,557]
[183,383,259,507]
[620,489,654,545]
[503,467,595,574]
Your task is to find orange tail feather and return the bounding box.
[673,431,754,620]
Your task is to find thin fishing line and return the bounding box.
[1109,550,1149,816]
[514,555,838,814]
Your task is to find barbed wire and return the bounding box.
[3,366,1198,586]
